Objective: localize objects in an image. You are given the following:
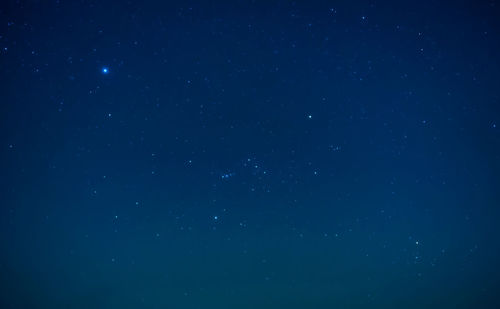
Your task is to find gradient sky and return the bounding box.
[1,1,500,308]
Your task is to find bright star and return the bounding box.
[101,67,109,74]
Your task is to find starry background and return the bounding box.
[1,0,500,308]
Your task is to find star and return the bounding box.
[101,67,109,74]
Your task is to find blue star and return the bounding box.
[101,67,109,74]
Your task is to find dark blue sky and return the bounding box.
[1,1,500,308]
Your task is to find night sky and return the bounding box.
[1,1,500,308]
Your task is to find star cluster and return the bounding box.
[1,1,500,308]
